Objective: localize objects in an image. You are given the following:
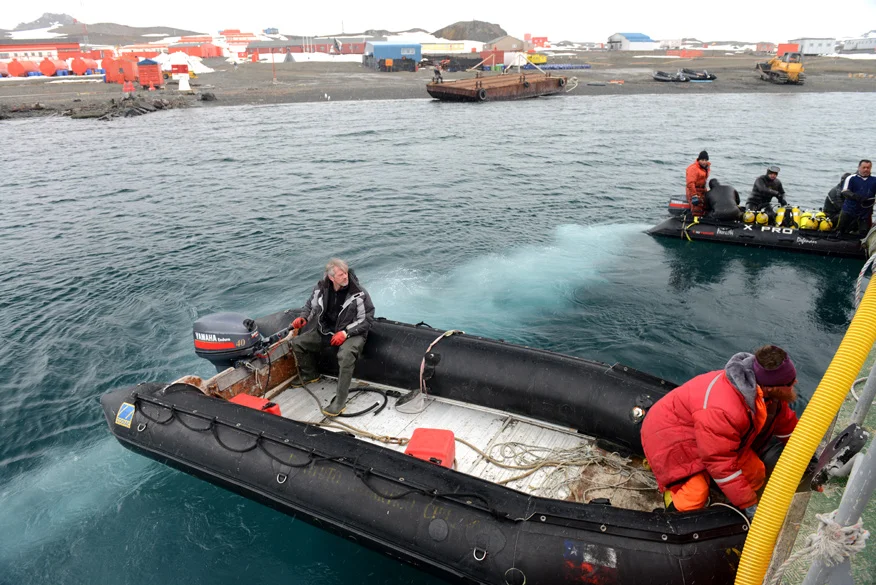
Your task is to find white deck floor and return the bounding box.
[271,377,662,511]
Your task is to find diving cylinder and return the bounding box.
[775,207,786,226]
[799,211,816,230]
[815,211,833,232]
[791,206,801,227]
[743,210,756,224]
[756,210,770,225]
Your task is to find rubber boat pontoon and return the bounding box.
[652,71,689,82]
[648,198,866,259]
[102,310,763,584]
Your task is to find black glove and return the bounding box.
[779,199,788,207]
[843,190,860,202]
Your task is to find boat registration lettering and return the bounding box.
[761,226,795,234]
[115,402,136,428]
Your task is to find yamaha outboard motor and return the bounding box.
[193,312,262,372]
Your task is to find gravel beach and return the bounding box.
[1,52,875,120]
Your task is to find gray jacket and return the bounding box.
[297,268,375,339]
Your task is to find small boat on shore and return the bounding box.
[426,72,567,102]
[648,199,866,258]
[681,68,717,81]
[652,70,689,82]
[101,310,757,584]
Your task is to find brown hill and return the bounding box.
[431,21,506,43]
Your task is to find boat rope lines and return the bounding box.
[854,252,876,308]
[564,77,579,92]
[681,216,700,241]
[129,388,508,519]
[766,510,870,585]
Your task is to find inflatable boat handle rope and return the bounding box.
[682,216,700,241]
[765,510,869,585]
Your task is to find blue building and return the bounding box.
[365,41,422,62]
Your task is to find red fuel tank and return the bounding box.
[7,60,38,77]
[39,58,69,76]
[404,428,455,468]
[71,57,99,76]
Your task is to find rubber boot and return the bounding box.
[322,385,348,417]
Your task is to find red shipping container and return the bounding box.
[777,43,800,57]
[229,393,282,416]
[404,428,455,468]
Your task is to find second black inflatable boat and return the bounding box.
[102,311,759,585]
[648,199,866,258]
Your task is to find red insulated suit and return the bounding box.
[641,353,798,508]
[685,161,710,216]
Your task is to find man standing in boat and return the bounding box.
[640,345,799,517]
[835,160,875,237]
[685,151,711,217]
[288,259,375,417]
[746,165,788,224]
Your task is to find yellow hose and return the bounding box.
[735,279,876,584]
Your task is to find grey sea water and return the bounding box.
[1,92,873,584]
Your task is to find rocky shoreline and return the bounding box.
[1,53,874,121]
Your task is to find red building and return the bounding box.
[168,43,222,58]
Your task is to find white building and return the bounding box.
[607,33,659,51]
[843,31,876,52]
[789,37,836,55]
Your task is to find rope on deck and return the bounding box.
[767,510,870,585]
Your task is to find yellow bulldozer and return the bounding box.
[755,51,805,84]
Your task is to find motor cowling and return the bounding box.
[193,312,262,371]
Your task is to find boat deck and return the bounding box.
[271,377,662,512]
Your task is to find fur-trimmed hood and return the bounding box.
[724,352,758,412]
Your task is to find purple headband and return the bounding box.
[753,354,797,387]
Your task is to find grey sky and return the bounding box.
[3,1,875,43]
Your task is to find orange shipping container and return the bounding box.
[71,57,99,75]
[7,60,39,77]
[137,63,164,88]
[777,43,800,57]
[39,58,69,76]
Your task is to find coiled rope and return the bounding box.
[767,510,870,585]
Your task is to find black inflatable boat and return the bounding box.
[102,311,757,585]
[648,199,866,258]
[681,68,717,81]
[652,70,689,82]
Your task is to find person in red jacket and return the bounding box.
[685,151,711,216]
[641,345,799,518]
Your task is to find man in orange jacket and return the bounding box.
[685,151,711,216]
[641,345,799,519]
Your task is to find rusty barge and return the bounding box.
[426,72,568,102]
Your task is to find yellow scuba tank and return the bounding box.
[819,216,834,232]
[799,211,817,230]
[756,211,770,225]
[791,206,801,227]
[775,207,786,226]
[743,210,756,223]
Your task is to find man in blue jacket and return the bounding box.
[289,258,375,416]
[836,160,875,236]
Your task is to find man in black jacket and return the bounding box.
[289,258,375,416]
[705,179,743,221]
[746,166,788,224]
[824,173,852,224]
